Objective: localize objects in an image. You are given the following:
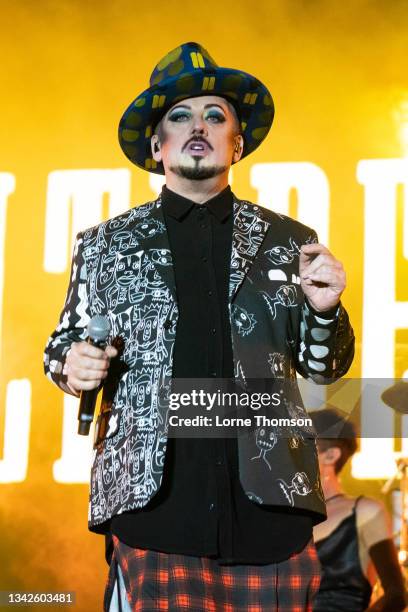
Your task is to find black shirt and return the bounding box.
[110,184,313,564]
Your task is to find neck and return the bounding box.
[321,472,343,500]
[164,172,230,204]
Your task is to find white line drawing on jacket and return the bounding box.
[277,471,312,507]
[251,426,278,470]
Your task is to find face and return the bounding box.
[151,95,243,181]
[316,444,341,474]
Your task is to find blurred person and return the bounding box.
[44,42,355,611]
[311,407,406,612]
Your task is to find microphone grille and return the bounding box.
[87,315,111,342]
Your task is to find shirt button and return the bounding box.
[216,459,222,466]
[210,371,217,377]
[211,328,216,334]
[202,256,208,263]
[208,290,213,296]
[209,503,215,511]
[200,224,207,229]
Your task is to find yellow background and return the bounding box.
[1,1,407,609]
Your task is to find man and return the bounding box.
[44,42,355,611]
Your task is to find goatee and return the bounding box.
[169,163,228,181]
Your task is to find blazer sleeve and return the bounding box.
[293,230,355,383]
[43,232,90,395]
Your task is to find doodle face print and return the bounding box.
[130,371,154,418]
[268,352,285,378]
[277,471,312,506]
[261,284,298,319]
[265,237,300,265]
[152,431,167,472]
[134,219,165,240]
[149,249,172,266]
[251,426,277,470]
[97,253,116,292]
[277,284,296,306]
[114,252,143,287]
[111,231,138,252]
[105,216,130,234]
[232,305,257,336]
[293,471,311,495]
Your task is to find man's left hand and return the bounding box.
[299,243,346,312]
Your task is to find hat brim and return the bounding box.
[118,67,274,174]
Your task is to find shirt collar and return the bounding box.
[161,184,233,222]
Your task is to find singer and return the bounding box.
[44,42,355,611]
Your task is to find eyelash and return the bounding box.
[168,111,226,123]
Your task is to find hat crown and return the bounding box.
[150,42,218,87]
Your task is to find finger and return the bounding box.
[299,247,329,272]
[105,345,119,359]
[306,269,346,289]
[67,365,108,381]
[301,254,339,278]
[66,353,110,373]
[303,261,342,280]
[67,377,103,391]
[71,341,107,360]
[300,243,329,257]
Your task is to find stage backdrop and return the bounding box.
[1,1,407,609]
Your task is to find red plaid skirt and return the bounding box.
[104,535,321,611]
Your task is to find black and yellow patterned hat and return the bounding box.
[118,41,274,174]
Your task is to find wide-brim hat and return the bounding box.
[118,41,274,174]
[381,381,408,414]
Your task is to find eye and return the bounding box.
[204,110,226,123]
[168,110,191,122]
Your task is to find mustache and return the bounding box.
[182,136,213,152]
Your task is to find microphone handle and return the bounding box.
[77,337,107,436]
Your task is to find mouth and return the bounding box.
[184,138,212,157]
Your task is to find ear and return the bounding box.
[151,135,162,162]
[321,447,342,467]
[232,134,244,163]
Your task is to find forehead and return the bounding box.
[166,95,231,114]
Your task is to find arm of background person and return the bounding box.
[358,498,407,611]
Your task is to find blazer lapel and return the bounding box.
[229,195,271,302]
[128,196,178,303]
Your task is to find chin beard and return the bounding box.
[169,161,228,181]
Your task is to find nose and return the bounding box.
[191,115,208,136]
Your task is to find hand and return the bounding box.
[63,341,118,395]
[299,243,346,312]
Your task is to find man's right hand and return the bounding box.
[63,341,119,395]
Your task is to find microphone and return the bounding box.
[77,315,111,436]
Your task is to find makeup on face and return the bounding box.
[167,103,227,125]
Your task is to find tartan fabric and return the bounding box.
[104,535,321,611]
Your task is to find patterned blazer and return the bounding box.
[44,194,355,530]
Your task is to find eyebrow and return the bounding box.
[168,103,227,112]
